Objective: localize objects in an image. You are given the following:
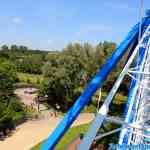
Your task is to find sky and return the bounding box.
[0,0,150,50]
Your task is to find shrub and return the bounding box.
[27,78,31,84]
[36,78,40,85]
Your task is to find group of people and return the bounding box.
[49,103,60,117]
[49,109,58,117]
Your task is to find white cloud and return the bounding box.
[12,17,22,24]
[75,24,112,37]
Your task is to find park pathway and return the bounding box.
[0,88,94,150]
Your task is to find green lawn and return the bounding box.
[31,141,43,150]
[17,72,43,85]
[31,123,90,150]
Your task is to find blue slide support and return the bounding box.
[119,10,150,145]
[120,36,149,146]
[40,20,140,150]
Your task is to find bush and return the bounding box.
[15,77,20,82]
[0,96,27,133]
[27,78,31,84]
[13,111,26,125]
[36,78,40,84]
[10,98,24,112]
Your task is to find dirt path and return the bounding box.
[14,88,37,108]
[0,88,94,150]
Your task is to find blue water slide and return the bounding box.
[40,22,140,150]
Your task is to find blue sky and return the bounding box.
[0,0,149,50]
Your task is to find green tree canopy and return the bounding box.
[0,61,17,96]
[0,60,25,133]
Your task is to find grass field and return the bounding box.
[17,72,43,85]
[31,123,90,150]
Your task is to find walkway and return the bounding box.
[0,88,94,150]
[0,113,94,150]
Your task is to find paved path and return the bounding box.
[0,88,94,150]
[0,114,94,150]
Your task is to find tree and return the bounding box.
[10,45,18,52]
[41,52,82,111]
[1,45,9,51]
[0,60,25,133]
[0,61,17,96]
[40,42,118,111]
[16,54,43,74]
[19,46,28,53]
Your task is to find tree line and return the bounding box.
[0,42,129,112]
[39,42,129,111]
